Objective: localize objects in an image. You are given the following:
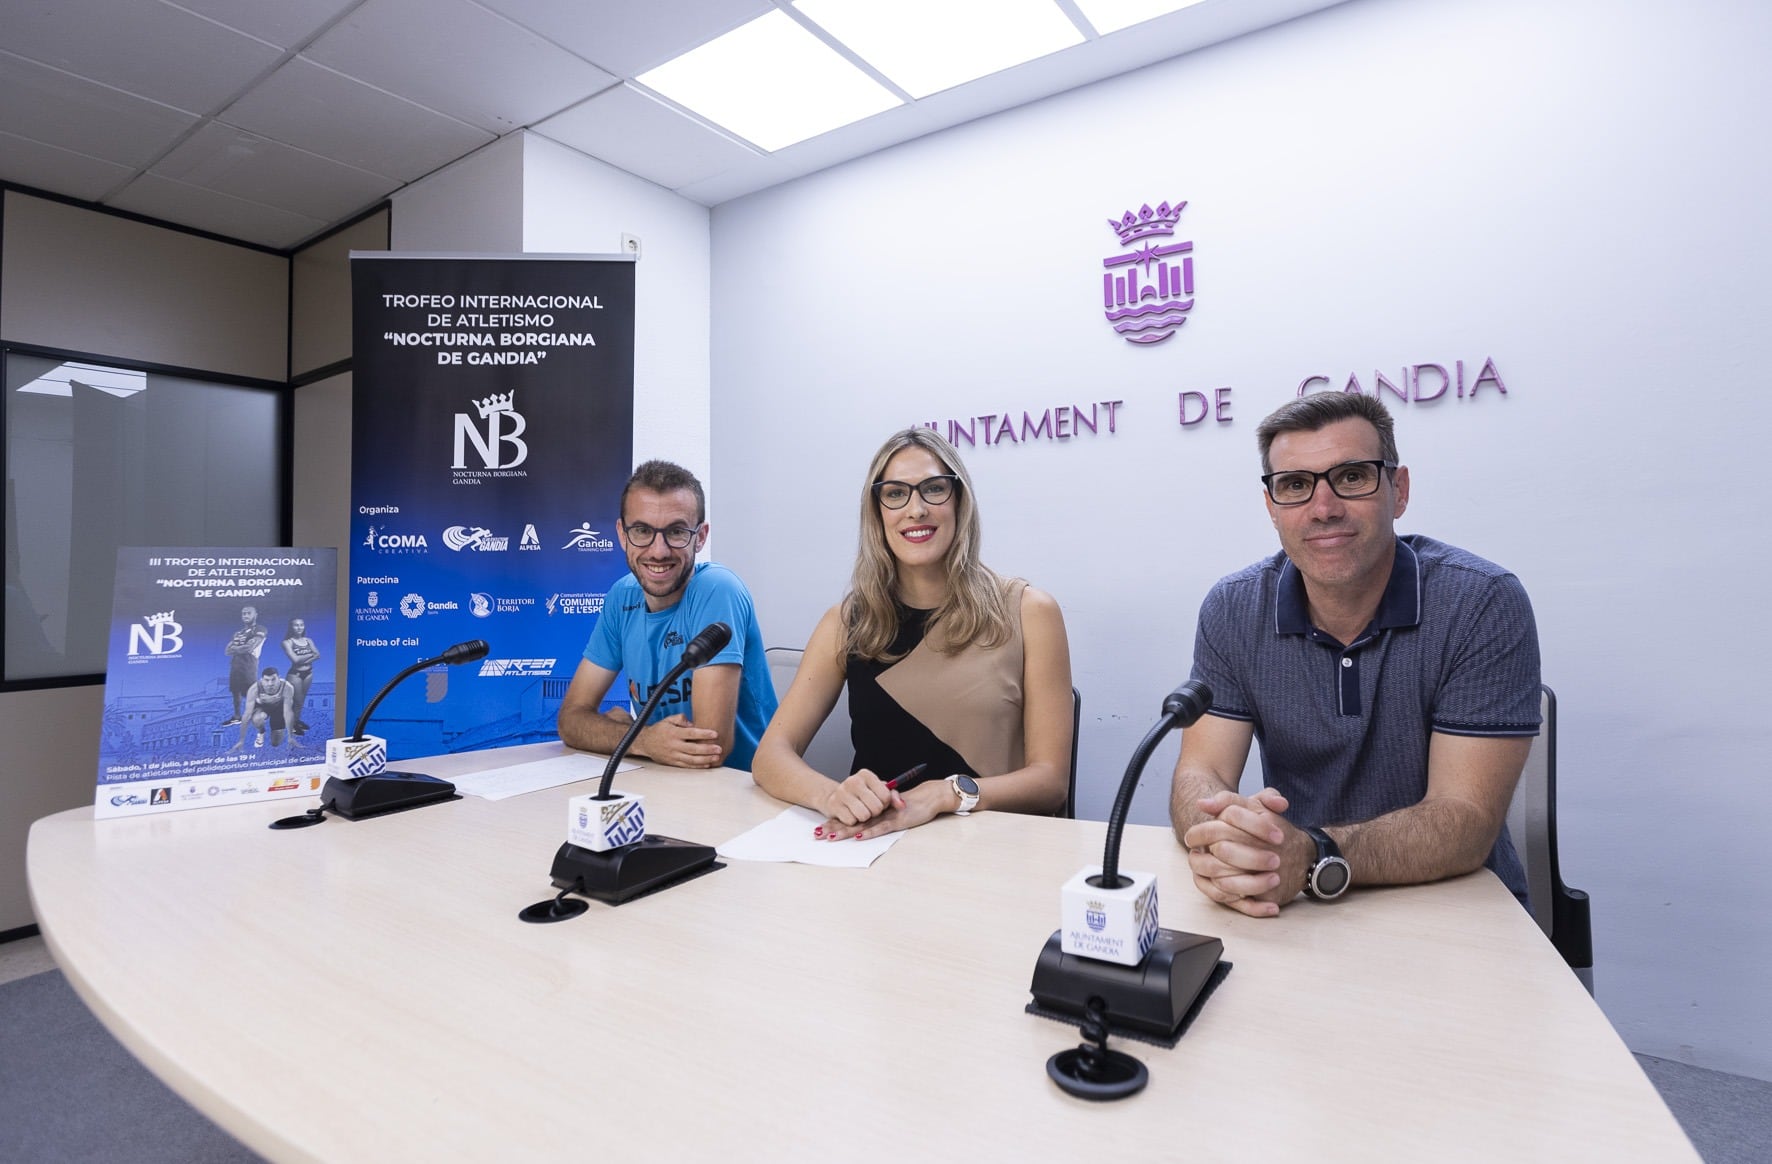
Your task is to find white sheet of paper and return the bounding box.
[718,806,907,867]
[450,753,637,801]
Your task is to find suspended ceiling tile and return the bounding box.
[151,122,398,223]
[223,57,495,183]
[536,83,760,191]
[0,52,199,169]
[0,130,135,202]
[173,0,362,49]
[108,173,330,249]
[304,0,617,134]
[481,0,772,75]
[0,0,283,115]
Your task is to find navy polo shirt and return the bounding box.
[1190,534,1540,900]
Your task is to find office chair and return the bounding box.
[764,646,852,778]
[1504,684,1594,994]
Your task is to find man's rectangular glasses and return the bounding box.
[623,522,697,548]
[1262,460,1396,506]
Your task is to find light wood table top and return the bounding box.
[29,742,1695,1162]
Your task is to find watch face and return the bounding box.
[954,775,979,796]
[1315,858,1351,898]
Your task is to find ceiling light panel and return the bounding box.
[795,0,1084,99]
[638,10,901,152]
[1072,0,1207,37]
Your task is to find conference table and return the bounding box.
[29,742,1695,1162]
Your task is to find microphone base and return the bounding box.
[549,835,717,905]
[1030,927,1223,1040]
[321,771,458,821]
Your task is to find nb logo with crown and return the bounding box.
[129,611,184,657]
[453,389,528,470]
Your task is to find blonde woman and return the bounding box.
[753,428,1073,839]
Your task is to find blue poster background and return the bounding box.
[348,254,635,761]
[96,547,338,817]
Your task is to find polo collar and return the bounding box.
[1274,536,1421,637]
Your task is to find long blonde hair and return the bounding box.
[840,428,1013,662]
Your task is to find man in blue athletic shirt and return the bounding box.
[1171,393,1541,915]
[556,461,778,771]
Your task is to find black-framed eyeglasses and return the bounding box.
[872,475,960,510]
[1262,460,1396,506]
[622,521,699,548]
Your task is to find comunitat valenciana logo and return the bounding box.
[1102,200,1194,345]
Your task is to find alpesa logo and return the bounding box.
[1102,200,1194,345]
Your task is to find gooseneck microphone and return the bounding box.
[1029,679,1224,1100]
[596,621,732,799]
[350,639,490,742]
[519,622,731,921]
[1096,680,1212,888]
[271,640,489,829]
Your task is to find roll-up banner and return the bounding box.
[348,253,635,760]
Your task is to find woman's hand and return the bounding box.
[819,780,951,840]
[815,769,904,835]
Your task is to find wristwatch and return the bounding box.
[946,773,980,815]
[1301,826,1351,901]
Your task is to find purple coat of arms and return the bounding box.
[1102,200,1193,345]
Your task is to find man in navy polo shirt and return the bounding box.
[556,460,777,771]
[1170,393,1540,914]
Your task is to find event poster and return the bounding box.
[348,254,635,761]
[95,547,338,819]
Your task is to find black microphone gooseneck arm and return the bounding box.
[350,639,489,740]
[596,622,733,799]
[1097,681,1213,888]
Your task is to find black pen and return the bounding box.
[885,763,929,793]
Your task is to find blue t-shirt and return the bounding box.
[1190,535,1541,900]
[582,562,777,771]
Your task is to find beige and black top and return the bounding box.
[842,579,1027,779]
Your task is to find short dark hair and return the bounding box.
[1255,392,1400,474]
[260,666,279,677]
[619,460,706,525]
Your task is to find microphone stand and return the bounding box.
[271,641,486,829]
[520,624,729,920]
[1030,681,1225,1098]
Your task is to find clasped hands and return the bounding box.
[1183,788,1312,917]
[608,707,724,769]
[814,770,948,841]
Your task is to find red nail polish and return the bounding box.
[853,832,863,839]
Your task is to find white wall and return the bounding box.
[710,0,1772,1079]
[521,135,714,521]
[390,131,715,527]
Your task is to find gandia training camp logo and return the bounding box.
[1101,200,1194,345]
